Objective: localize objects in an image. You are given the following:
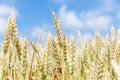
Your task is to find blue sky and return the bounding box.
[0,0,120,41]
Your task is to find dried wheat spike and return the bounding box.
[115,29,120,64]
[20,38,27,79]
[110,26,115,59]
[83,43,88,68]
[95,32,101,54]
[52,39,61,71]
[53,12,62,47]
[29,41,37,80]
[30,40,38,53]
[69,36,75,75]
[62,35,67,61]
[97,49,106,80]
[52,40,62,80]
[43,33,55,79]
[10,10,21,60]
[3,11,13,54]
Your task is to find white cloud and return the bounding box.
[59,6,83,29]
[99,0,120,20]
[59,5,112,31]
[0,5,12,17]
[0,5,18,35]
[84,15,112,31]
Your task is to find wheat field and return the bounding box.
[1,11,120,80]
